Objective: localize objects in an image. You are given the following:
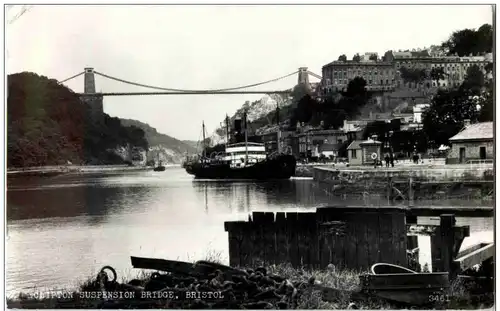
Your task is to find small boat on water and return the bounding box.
[153,154,166,172]
[184,109,296,180]
[153,165,166,172]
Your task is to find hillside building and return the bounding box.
[321,60,396,94]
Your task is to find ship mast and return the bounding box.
[202,121,206,158]
[244,111,249,164]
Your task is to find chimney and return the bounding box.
[464,119,471,127]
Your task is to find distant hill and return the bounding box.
[119,119,198,164]
[182,140,200,151]
[7,72,148,167]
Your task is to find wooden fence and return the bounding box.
[224,207,408,271]
[224,206,491,273]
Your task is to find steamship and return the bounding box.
[183,111,296,180]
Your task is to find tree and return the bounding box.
[338,54,347,62]
[460,65,484,95]
[429,67,446,82]
[352,53,361,62]
[369,54,378,61]
[290,83,311,104]
[441,24,493,56]
[343,77,367,98]
[399,67,427,84]
[7,72,149,167]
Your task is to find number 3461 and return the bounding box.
[428,294,450,303]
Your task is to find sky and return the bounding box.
[6,4,493,141]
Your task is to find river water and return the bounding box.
[6,167,494,296]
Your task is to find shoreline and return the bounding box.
[6,260,493,310]
[6,164,181,177]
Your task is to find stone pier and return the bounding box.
[312,164,494,200]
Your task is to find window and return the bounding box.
[380,79,383,85]
[338,139,343,144]
[351,149,357,158]
[386,79,389,85]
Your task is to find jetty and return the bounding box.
[312,165,494,201]
[224,205,494,277]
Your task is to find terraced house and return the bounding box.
[320,50,493,94]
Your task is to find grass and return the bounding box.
[6,251,494,309]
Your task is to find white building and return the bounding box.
[413,103,430,123]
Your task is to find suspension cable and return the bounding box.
[93,70,299,93]
[58,71,85,84]
[307,71,322,80]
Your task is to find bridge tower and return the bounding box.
[297,67,310,88]
[81,67,103,122]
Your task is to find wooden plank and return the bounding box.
[225,221,247,267]
[296,214,305,267]
[360,272,449,290]
[430,230,443,272]
[454,243,494,272]
[317,210,332,268]
[439,214,456,274]
[378,213,394,264]
[275,212,288,265]
[318,208,347,269]
[332,226,346,269]
[394,212,408,266]
[457,243,489,258]
[366,212,381,267]
[304,213,319,268]
[356,213,370,271]
[239,222,253,267]
[130,256,193,274]
[287,212,300,267]
[252,212,267,266]
[316,205,493,218]
[344,213,358,270]
[227,230,239,267]
[262,212,276,265]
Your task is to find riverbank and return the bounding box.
[6,164,181,178]
[6,259,493,310]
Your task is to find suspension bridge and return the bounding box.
[59,67,322,97]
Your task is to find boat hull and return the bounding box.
[185,154,296,180]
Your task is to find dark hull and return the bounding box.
[185,154,296,180]
[153,166,166,172]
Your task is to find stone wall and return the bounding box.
[313,165,494,184]
[447,140,494,164]
[312,165,494,199]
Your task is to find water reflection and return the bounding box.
[6,168,494,296]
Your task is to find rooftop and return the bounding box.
[323,61,393,68]
[347,140,363,150]
[449,122,493,142]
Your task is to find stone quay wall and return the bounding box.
[312,164,494,197]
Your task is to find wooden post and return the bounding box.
[408,177,414,207]
[431,214,456,274]
[387,176,393,200]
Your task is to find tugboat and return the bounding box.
[153,153,166,172]
[184,109,296,180]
